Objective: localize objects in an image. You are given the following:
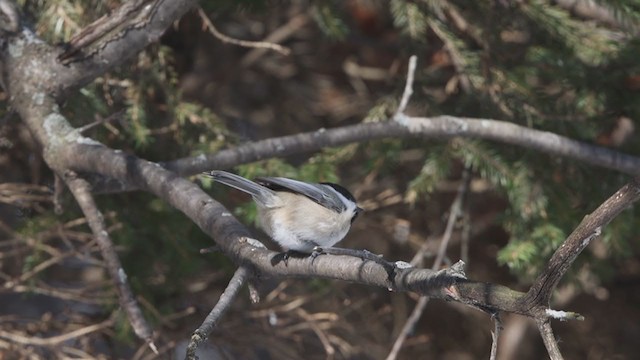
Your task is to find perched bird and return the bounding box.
[203,170,362,253]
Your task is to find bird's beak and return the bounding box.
[356,206,364,213]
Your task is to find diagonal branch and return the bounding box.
[520,177,640,309]
[186,266,250,360]
[64,171,157,353]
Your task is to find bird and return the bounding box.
[202,170,363,254]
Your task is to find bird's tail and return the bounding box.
[203,170,275,205]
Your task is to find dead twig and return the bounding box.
[386,169,471,360]
[186,266,250,360]
[0,316,114,346]
[64,171,157,354]
[198,7,291,56]
[490,313,503,360]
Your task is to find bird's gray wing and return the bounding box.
[255,177,345,212]
[204,171,279,207]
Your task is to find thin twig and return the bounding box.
[77,109,126,134]
[536,318,564,360]
[17,252,72,282]
[64,172,157,354]
[9,283,113,305]
[185,266,250,360]
[0,317,114,346]
[433,168,472,269]
[197,7,290,56]
[387,169,472,360]
[296,308,336,358]
[460,202,471,264]
[241,13,309,66]
[394,55,417,119]
[490,313,503,360]
[385,295,429,360]
[53,174,64,214]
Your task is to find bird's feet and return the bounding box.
[311,246,395,272]
[271,250,308,266]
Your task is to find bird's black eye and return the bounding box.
[351,207,363,224]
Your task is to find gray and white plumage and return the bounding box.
[203,170,362,253]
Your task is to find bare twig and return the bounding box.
[536,318,563,360]
[77,109,126,134]
[394,55,417,119]
[53,174,64,214]
[387,169,471,360]
[490,313,503,360]
[0,316,114,346]
[64,172,157,354]
[460,202,472,264]
[197,7,290,56]
[296,308,336,358]
[433,168,472,268]
[241,14,309,67]
[0,183,51,205]
[385,295,429,360]
[8,283,113,305]
[186,266,250,360]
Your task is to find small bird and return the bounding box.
[203,170,363,253]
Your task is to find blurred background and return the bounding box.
[2,0,640,358]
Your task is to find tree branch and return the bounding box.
[386,168,471,360]
[536,318,563,360]
[490,313,503,360]
[163,117,640,179]
[64,171,157,353]
[520,178,640,309]
[186,266,250,360]
[1,0,195,101]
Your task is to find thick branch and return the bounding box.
[53,143,536,316]
[165,117,640,178]
[1,0,195,101]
